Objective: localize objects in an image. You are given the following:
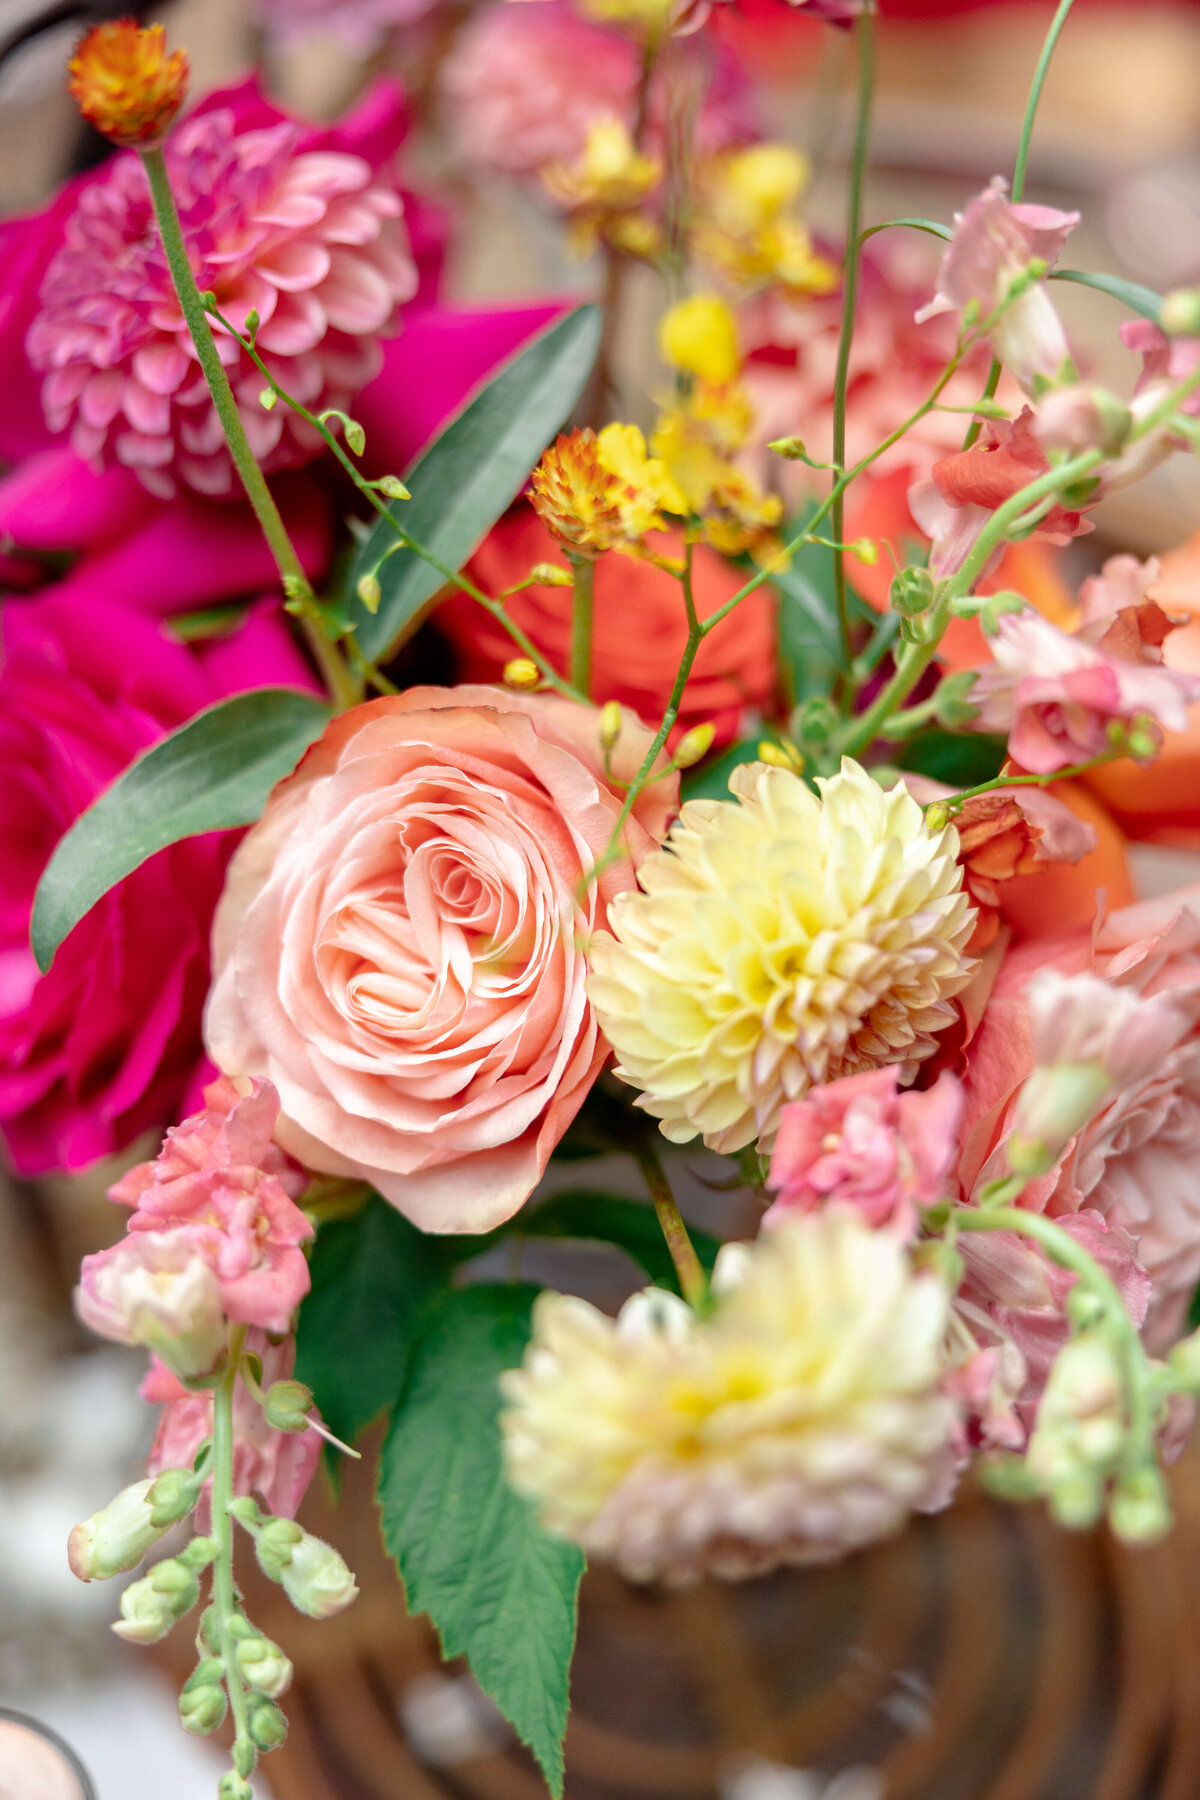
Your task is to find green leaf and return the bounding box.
[294,1197,451,1450]
[680,737,763,803]
[347,307,603,663]
[861,216,952,245]
[1050,269,1162,322]
[519,1188,722,1293]
[773,509,876,707]
[897,728,1008,788]
[31,687,331,973]
[379,1285,583,1795]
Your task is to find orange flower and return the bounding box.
[530,430,626,557]
[68,20,188,149]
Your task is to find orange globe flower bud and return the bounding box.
[68,20,189,149]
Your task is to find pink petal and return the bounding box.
[79,369,126,430]
[122,378,172,437]
[255,239,332,292]
[133,341,191,395]
[317,247,397,334]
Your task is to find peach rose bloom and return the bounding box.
[957,884,1200,1346]
[205,687,677,1230]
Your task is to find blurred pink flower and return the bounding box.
[25,95,416,499]
[917,177,1078,392]
[110,1075,312,1335]
[971,607,1200,774]
[0,595,315,1174]
[254,0,435,53]
[765,1067,963,1238]
[908,406,1092,581]
[957,885,1200,1348]
[442,2,754,180]
[76,1231,227,1377]
[144,1332,321,1522]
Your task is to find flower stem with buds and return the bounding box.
[210,1325,254,1781]
[138,148,358,712]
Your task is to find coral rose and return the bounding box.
[205,687,678,1229]
[956,885,1200,1348]
[438,502,776,747]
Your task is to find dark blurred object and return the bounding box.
[157,1429,1200,1800]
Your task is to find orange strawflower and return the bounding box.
[68,20,188,148]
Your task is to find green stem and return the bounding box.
[569,555,596,696]
[933,750,1121,812]
[830,1,876,664]
[138,148,359,712]
[211,1328,253,1778]
[874,693,940,741]
[633,1134,708,1310]
[962,0,1079,449]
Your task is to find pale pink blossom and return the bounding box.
[76,1231,226,1377]
[917,177,1078,392]
[944,1342,1027,1452]
[971,608,1200,774]
[765,1067,962,1239]
[110,1075,312,1335]
[143,1332,320,1523]
[26,101,416,498]
[441,2,752,181]
[253,0,435,53]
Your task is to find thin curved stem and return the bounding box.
[211,1327,253,1778]
[633,1133,708,1310]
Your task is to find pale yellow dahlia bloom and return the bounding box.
[501,1210,960,1583]
[587,759,975,1152]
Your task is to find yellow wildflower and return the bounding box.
[658,295,741,386]
[595,421,688,531]
[542,117,662,258]
[692,144,839,297]
[587,759,975,1152]
[68,20,188,148]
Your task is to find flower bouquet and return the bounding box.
[9,3,1200,1794]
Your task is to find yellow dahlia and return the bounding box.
[501,1210,960,1583]
[587,759,975,1152]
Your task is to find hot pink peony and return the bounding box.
[143,1332,321,1522]
[205,688,679,1230]
[971,606,1200,774]
[765,1067,963,1238]
[916,177,1078,392]
[25,91,416,499]
[0,594,314,1174]
[108,1075,312,1335]
[956,885,1200,1348]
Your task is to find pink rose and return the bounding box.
[956,885,1200,1348]
[143,1332,320,1523]
[765,1066,962,1238]
[205,688,678,1230]
[0,595,314,1174]
[110,1075,312,1335]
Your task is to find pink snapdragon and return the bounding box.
[144,1333,321,1522]
[971,605,1200,774]
[109,1075,313,1335]
[25,92,417,498]
[765,1067,963,1238]
[76,1233,227,1377]
[917,177,1078,392]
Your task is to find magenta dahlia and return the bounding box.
[26,105,417,498]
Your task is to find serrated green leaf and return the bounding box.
[294,1197,451,1449]
[31,687,331,973]
[346,307,603,663]
[1050,269,1162,322]
[379,1285,583,1795]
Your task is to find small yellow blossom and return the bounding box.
[501,1211,960,1583]
[68,20,189,148]
[651,405,782,563]
[659,295,741,386]
[595,422,688,530]
[692,144,838,297]
[587,759,976,1152]
[542,117,662,258]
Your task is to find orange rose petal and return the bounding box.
[997,779,1133,939]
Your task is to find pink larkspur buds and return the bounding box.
[76,1232,227,1378]
[765,1067,963,1239]
[917,176,1078,392]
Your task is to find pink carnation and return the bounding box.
[0,594,314,1175]
[25,92,417,498]
[143,1332,320,1523]
[971,607,1200,774]
[765,1067,962,1238]
[109,1075,312,1335]
[916,176,1078,392]
[956,885,1200,1349]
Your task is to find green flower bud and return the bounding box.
[69,1480,168,1581]
[178,1535,218,1572]
[1160,288,1200,338]
[672,722,716,769]
[344,418,366,456]
[248,1698,289,1751]
[262,1379,314,1434]
[180,1678,227,1736]
[1169,1329,1200,1390]
[933,671,979,731]
[792,694,838,752]
[236,1634,293,1699]
[254,1516,304,1583]
[889,566,935,618]
[356,572,382,613]
[528,562,571,587]
[768,435,809,460]
[376,474,410,500]
[112,1560,196,1646]
[147,1466,205,1529]
[218,1774,254,1800]
[278,1528,359,1619]
[1048,1469,1105,1531]
[1110,1466,1172,1545]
